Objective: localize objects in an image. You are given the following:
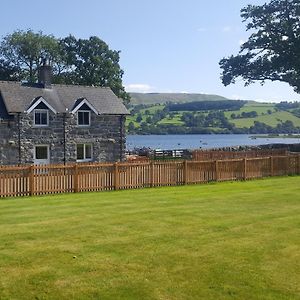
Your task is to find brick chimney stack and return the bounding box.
[38,59,52,88]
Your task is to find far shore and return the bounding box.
[250,134,300,139]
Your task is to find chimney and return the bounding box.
[38,59,52,88]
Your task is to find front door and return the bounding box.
[34,145,50,165]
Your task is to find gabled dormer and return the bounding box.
[71,98,98,127]
[26,97,57,127]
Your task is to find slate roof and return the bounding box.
[0,81,129,115]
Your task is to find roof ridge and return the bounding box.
[0,80,111,90]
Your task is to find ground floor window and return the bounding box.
[76,144,92,162]
[34,145,50,164]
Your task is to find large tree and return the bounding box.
[0,30,61,82]
[219,0,300,93]
[58,35,129,102]
[0,30,129,102]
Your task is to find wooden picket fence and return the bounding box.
[0,154,300,198]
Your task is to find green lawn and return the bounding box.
[0,177,300,299]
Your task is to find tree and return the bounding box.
[219,0,300,93]
[0,30,129,102]
[59,35,129,102]
[136,114,143,123]
[0,30,61,82]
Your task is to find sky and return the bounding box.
[1,0,300,103]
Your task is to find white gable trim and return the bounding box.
[71,98,98,115]
[26,97,57,114]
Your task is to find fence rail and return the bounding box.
[0,155,300,198]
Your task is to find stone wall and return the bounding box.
[0,118,19,165]
[0,110,126,165]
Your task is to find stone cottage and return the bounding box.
[0,66,129,165]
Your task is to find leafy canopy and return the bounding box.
[219,0,300,93]
[0,30,129,102]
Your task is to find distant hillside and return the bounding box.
[126,100,300,135]
[129,92,229,105]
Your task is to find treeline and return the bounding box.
[275,101,300,110]
[128,120,300,135]
[168,100,246,112]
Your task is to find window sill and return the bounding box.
[76,159,93,163]
[33,125,49,128]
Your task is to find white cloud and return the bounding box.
[125,84,154,93]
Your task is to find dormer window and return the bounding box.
[26,96,56,127]
[77,110,90,126]
[71,98,98,127]
[34,109,49,126]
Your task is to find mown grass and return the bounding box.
[0,177,300,300]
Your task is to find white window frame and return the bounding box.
[76,143,93,162]
[77,110,91,127]
[34,145,50,161]
[34,109,49,127]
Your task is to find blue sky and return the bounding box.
[1,0,299,102]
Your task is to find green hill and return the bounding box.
[126,100,300,134]
[129,92,228,105]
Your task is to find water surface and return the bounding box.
[126,134,300,150]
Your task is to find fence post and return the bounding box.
[243,158,247,180]
[215,160,219,181]
[74,164,78,193]
[114,162,119,190]
[298,154,300,175]
[183,160,188,185]
[29,165,34,196]
[270,156,274,177]
[150,161,154,188]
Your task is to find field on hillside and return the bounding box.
[1,177,300,299]
[127,100,300,134]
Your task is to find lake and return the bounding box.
[126,134,300,150]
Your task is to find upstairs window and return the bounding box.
[34,109,49,126]
[77,110,90,126]
[76,144,92,162]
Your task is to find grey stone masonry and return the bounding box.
[0,110,126,165]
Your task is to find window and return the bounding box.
[77,110,90,126]
[34,145,50,165]
[34,109,49,126]
[76,144,92,161]
[35,146,48,160]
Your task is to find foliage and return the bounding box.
[0,30,129,102]
[59,35,129,102]
[0,30,61,82]
[275,101,300,110]
[219,0,300,93]
[0,177,300,299]
[231,111,258,119]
